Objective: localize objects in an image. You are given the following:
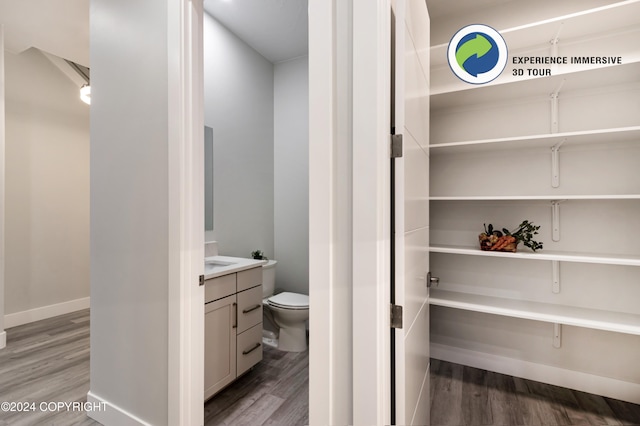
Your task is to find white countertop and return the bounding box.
[204,255,266,279]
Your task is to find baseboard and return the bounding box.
[4,297,90,329]
[87,391,152,426]
[431,342,640,405]
[0,331,6,349]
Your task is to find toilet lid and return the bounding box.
[268,292,309,310]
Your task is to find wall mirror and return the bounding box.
[204,126,214,230]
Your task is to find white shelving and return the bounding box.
[431,61,640,107]
[430,195,640,201]
[429,126,640,155]
[429,244,640,267]
[430,289,640,336]
[430,0,640,70]
[428,0,640,404]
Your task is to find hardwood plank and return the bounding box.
[204,344,309,426]
[461,365,493,425]
[227,393,285,426]
[606,397,640,425]
[486,370,525,426]
[429,359,465,426]
[431,359,640,426]
[0,309,100,426]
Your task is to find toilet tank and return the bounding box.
[262,260,277,298]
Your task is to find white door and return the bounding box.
[392,0,431,425]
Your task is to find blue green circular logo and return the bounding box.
[447,24,507,84]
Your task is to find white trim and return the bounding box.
[431,342,640,405]
[308,0,339,423]
[4,297,90,329]
[87,391,152,426]
[0,331,5,349]
[352,0,391,424]
[167,0,204,425]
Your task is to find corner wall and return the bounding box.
[0,26,6,349]
[274,56,309,295]
[3,47,89,327]
[203,13,274,259]
[89,0,175,423]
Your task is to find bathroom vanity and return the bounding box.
[204,257,265,400]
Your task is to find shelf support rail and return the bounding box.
[550,200,565,241]
[552,260,560,294]
[553,323,562,349]
[549,23,563,74]
[551,138,565,188]
[550,79,565,134]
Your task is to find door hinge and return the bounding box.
[390,304,403,329]
[199,274,205,286]
[391,134,403,158]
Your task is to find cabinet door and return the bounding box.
[204,294,237,400]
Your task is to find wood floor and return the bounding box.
[430,358,640,426]
[2,309,639,426]
[204,344,309,426]
[0,309,98,426]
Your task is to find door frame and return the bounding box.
[171,0,393,423]
[308,0,392,424]
[170,0,205,424]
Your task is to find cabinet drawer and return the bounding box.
[237,323,263,376]
[205,273,236,304]
[237,285,263,333]
[237,266,262,292]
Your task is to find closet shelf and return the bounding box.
[429,289,640,336]
[429,244,640,266]
[431,61,640,109]
[430,0,640,69]
[429,126,640,155]
[429,195,640,201]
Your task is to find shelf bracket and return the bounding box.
[551,200,565,241]
[550,24,563,72]
[550,80,565,134]
[552,260,560,293]
[553,323,562,349]
[550,139,565,188]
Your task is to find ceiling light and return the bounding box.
[80,84,91,105]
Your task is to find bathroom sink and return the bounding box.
[206,259,236,267]
[204,259,237,275]
[203,255,266,279]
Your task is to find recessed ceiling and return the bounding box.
[0,0,89,66]
[203,0,308,63]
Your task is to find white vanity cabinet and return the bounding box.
[428,1,640,404]
[204,267,263,401]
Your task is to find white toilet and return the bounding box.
[262,260,309,352]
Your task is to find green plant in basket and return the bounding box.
[479,220,543,252]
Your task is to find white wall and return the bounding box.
[3,47,89,323]
[203,13,274,260]
[274,56,309,295]
[0,26,6,349]
[90,0,176,423]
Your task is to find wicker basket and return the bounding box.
[478,234,518,252]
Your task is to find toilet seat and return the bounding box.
[267,292,309,310]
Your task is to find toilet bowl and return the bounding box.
[262,260,309,352]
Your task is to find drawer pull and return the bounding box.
[232,302,237,328]
[242,304,262,314]
[242,342,261,355]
